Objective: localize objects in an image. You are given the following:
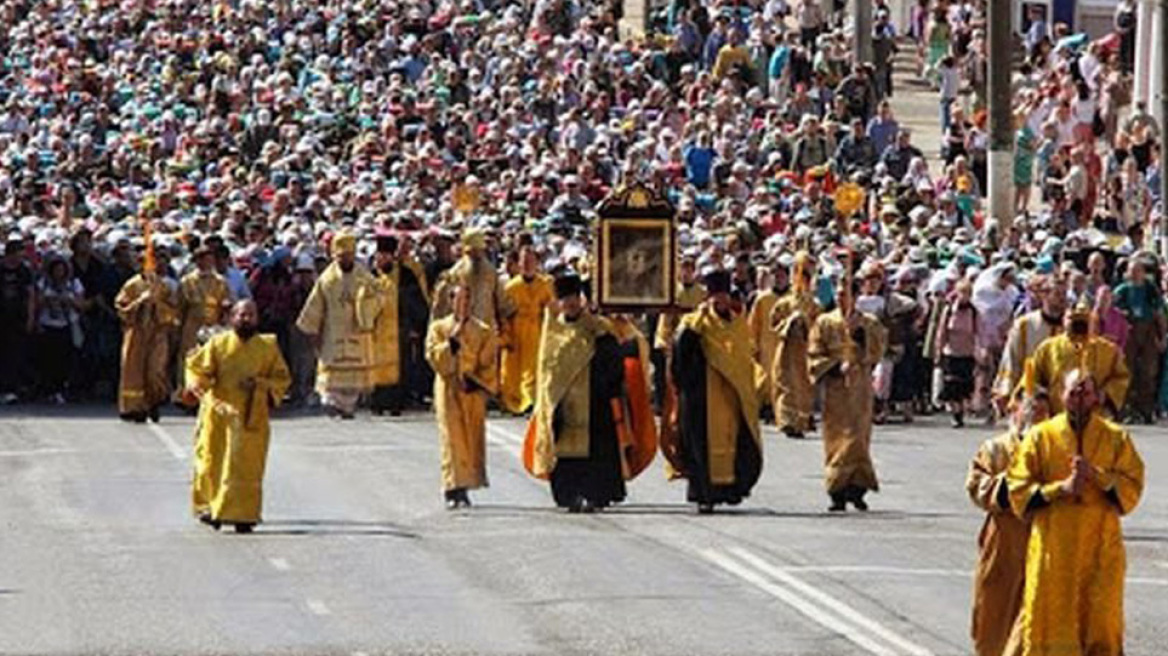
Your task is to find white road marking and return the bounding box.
[731,547,936,656]
[268,558,291,572]
[306,599,331,616]
[769,564,1168,587]
[0,448,78,458]
[352,652,369,656]
[781,565,967,577]
[147,424,187,461]
[279,444,421,453]
[487,425,524,446]
[702,549,899,656]
[1128,577,1168,587]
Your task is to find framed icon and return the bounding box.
[594,184,676,310]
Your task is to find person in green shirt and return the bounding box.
[1113,260,1167,423]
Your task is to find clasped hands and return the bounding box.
[1059,456,1098,497]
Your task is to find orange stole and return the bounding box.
[523,352,656,480]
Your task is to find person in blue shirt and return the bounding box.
[866,100,900,156]
[684,131,716,190]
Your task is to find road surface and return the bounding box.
[1,407,1165,655]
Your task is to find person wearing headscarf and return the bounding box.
[426,283,498,510]
[185,300,291,534]
[808,275,886,511]
[523,273,656,512]
[667,269,766,514]
[973,262,1020,419]
[1022,298,1130,417]
[499,245,555,415]
[115,245,180,423]
[295,231,377,419]
[1006,370,1144,656]
[430,228,515,332]
[966,384,1050,656]
[770,251,820,438]
[175,246,230,407]
[936,279,979,427]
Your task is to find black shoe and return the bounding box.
[852,498,869,512]
[828,493,847,512]
[445,498,460,511]
[233,523,254,534]
[148,406,161,423]
[457,490,472,508]
[131,413,147,424]
[781,426,805,439]
[697,503,715,515]
[340,411,356,420]
[390,409,402,417]
[952,412,964,428]
[198,513,221,531]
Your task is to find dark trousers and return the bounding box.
[37,327,75,397]
[1126,321,1161,419]
[0,322,29,395]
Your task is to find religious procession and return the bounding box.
[0,0,1164,653]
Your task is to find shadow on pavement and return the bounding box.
[257,519,420,539]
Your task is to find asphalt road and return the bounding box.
[1,405,1165,656]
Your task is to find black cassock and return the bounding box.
[549,334,627,509]
[672,328,762,506]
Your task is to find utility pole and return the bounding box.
[986,0,1014,233]
[1160,0,1168,258]
[854,0,872,65]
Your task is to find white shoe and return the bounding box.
[0,393,17,405]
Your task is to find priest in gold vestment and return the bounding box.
[966,386,1050,656]
[747,265,784,387]
[295,232,377,418]
[1022,300,1129,417]
[116,251,179,423]
[770,251,820,438]
[364,234,402,415]
[426,284,499,509]
[500,246,555,414]
[670,270,765,514]
[523,274,656,512]
[809,278,886,511]
[186,301,291,533]
[175,246,230,403]
[1006,370,1144,656]
[431,228,514,331]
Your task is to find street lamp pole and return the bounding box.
[854,0,873,64]
[987,0,1014,233]
[1160,0,1168,258]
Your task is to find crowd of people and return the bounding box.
[0,0,1160,653]
[0,0,1164,419]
